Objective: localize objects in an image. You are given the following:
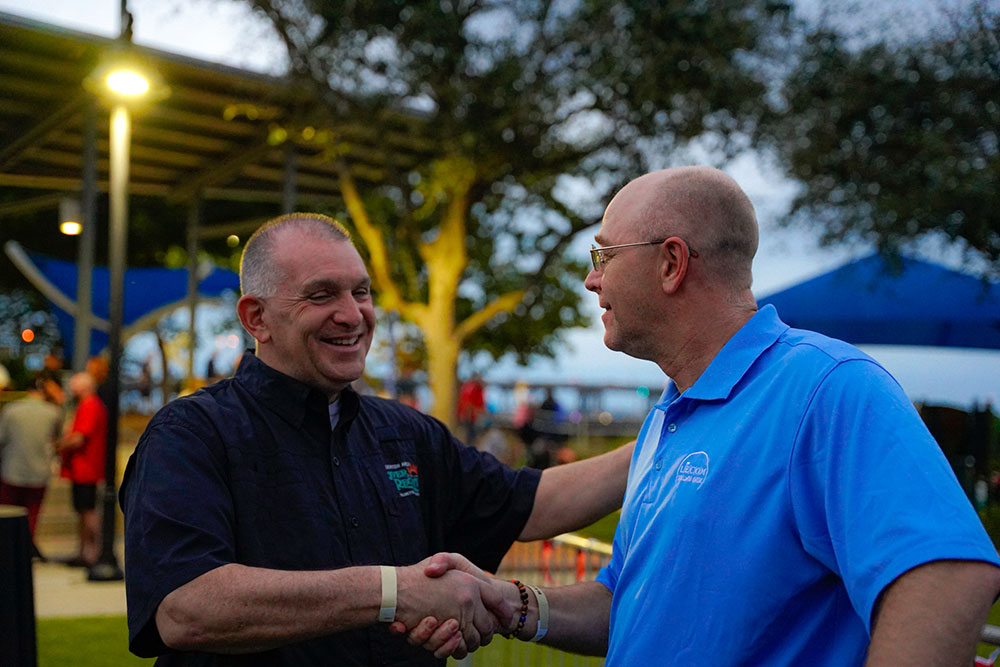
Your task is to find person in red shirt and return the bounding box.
[455,374,486,445]
[58,372,108,567]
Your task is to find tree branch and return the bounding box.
[334,160,406,311]
[454,289,526,341]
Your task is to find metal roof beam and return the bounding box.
[168,136,276,202]
[0,92,89,170]
[0,192,63,217]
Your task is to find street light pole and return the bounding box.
[82,0,166,581]
[88,103,131,581]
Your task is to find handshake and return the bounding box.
[388,553,543,660]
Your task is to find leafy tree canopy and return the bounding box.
[765,1,999,276]
[236,0,791,418]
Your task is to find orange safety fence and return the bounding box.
[495,533,613,587]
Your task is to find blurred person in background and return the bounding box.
[38,351,65,406]
[86,355,114,415]
[0,373,63,560]
[456,373,486,445]
[57,372,107,567]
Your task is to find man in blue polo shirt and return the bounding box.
[407,166,1000,664]
[119,213,634,665]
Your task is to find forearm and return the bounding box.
[866,559,1000,666]
[500,580,612,656]
[60,432,84,451]
[155,563,382,654]
[519,440,634,541]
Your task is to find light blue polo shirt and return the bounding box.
[596,305,999,665]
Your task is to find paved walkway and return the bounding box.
[29,446,132,619]
[32,533,127,619]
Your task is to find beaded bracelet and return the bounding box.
[503,579,529,639]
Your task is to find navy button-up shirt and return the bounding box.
[121,352,540,666]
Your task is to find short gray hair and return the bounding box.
[239,213,352,297]
[641,167,758,292]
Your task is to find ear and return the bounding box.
[237,295,271,344]
[659,237,693,295]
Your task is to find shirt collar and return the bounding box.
[665,304,789,403]
[233,351,360,431]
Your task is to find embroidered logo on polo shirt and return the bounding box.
[675,451,709,488]
[385,461,420,497]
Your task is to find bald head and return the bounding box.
[68,372,95,398]
[612,166,759,292]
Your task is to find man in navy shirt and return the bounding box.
[409,166,1000,664]
[120,213,634,665]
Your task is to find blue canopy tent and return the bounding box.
[4,241,241,360]
[757,253,1000,350]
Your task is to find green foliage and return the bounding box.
[577,510,620,544]
[242,0,791,363]
[765,1,1000,274]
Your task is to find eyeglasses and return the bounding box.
[589,238,698,272]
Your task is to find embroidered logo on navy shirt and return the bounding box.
[675,451,709,488]
[385,461,420,497]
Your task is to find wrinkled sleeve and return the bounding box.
[437,426,541,573]
[790,359,1000,633]
[119,413,235,658]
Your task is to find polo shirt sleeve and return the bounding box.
[119,409,235,658]
[789,358,1000,633]
[434,424,541,573]
[595,530,623,595]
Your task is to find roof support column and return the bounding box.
[186,196,201,383]
[282,140,297,214]
[72,98,98,372]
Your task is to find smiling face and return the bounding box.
[253,227,375,398]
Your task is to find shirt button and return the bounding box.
[332,456,340,467]
[655,461,662,471]
[667,423,677,433]
[350,516,360,527]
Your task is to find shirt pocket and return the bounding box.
[364,433,428,565]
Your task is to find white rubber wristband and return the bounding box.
[378,566,397,623]
[526,584,548,642]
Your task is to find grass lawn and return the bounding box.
[34,614,598,666]
[37,615,152,667]
[34,599,1000,664]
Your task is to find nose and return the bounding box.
[584,266,602,294]
[332,293,363,328]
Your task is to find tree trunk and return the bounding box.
[423,324,461,431]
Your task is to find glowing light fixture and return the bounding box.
[59,197,82,235]
[60,221,83,235]
[21,328,35,343]
[106,69,150,97]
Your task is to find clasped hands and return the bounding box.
[392,553,534,659]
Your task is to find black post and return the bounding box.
[88,104,130,582]
[0,505,37,666]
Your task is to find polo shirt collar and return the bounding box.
[678,304,789,402]
[233,351,360,431]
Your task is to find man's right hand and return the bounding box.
[393,553,527,658]
[394,555,512,657]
